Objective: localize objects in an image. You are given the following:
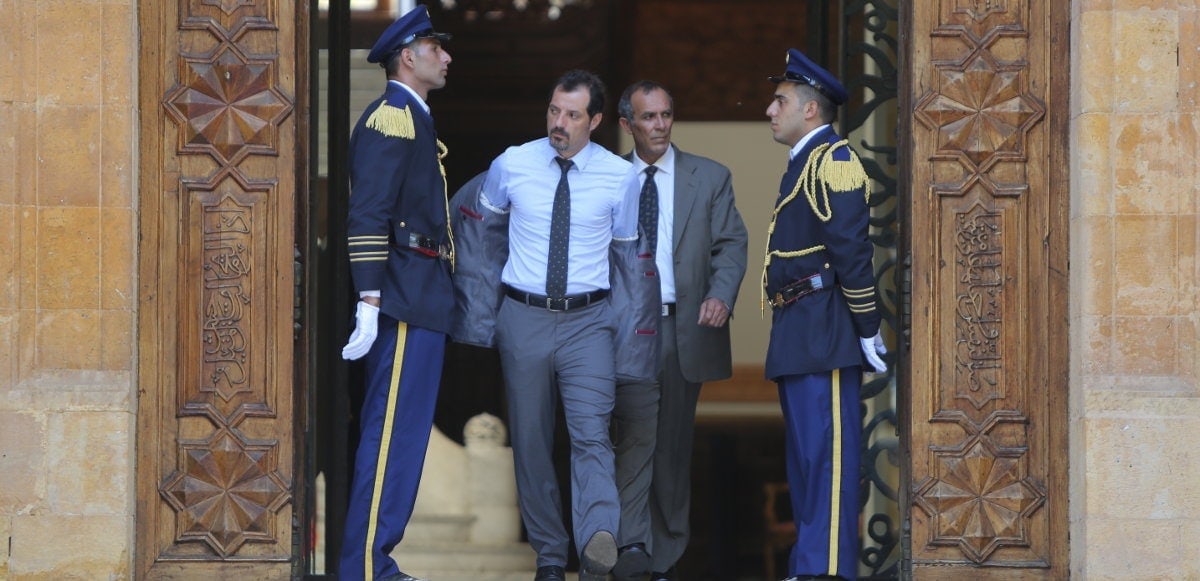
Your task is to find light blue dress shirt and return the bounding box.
[482,138,639,295]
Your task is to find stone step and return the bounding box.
[402,572,580,581]
[404,513,476,543]
[391,541,538,575]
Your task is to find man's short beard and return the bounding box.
[550,132,569,151]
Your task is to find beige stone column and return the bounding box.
[1071,3,1200,579]
[0,0,139,578]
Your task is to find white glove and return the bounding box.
[859,331,887,374]
[342,301,380,360]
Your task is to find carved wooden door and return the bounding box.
[136,0,304,577]
[903,2,1068,578]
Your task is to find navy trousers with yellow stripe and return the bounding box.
[340,314,445,581]
[777,367,861,580]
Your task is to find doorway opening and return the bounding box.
[298,1,904,578]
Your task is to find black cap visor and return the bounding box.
[402,30,452,45]
[769,72,838,104]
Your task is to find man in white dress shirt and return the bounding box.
[609,81,748,581]
[479,69,640,581]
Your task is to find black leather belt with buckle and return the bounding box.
[661,303,676,317]
[504,285,610,312]
[769,273,825,309]
[407,232,451,260]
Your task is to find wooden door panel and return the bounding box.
[137,0,303,576]
[904,1,1068,576]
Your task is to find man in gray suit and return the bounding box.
[610,81,749,580]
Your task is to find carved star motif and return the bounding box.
[914,52,1043,169]
[184,0,275,38]
[164,46,293,165]
[202,0,256,15]
[161,430,291,557]
[915,439,1045,563]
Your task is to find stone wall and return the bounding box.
[0,0,138,578]
[1071,2,1200,579]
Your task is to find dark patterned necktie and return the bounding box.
[639,165,659,253]
[546,157,574,298]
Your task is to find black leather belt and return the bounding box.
[406,232,451,260]
[661,303,676,317]
[769,273,826,309]
[504,285,609,312]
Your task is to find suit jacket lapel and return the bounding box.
[672,147,699,253]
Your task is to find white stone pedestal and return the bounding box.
[391,414,537,579]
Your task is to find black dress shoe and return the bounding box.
[612,543,651,578]
[579,530,618,581]
[379,572,424,581]
[534,565,566,581]
[649,566,677,581]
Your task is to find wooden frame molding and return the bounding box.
[902,1,1070,577]
[136,0,303,576]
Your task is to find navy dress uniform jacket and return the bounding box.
[764,126,880,379]
[347,83,455,334]
[448,172,660,382]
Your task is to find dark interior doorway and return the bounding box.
[300,2,866,579]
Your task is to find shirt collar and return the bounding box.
[389,80,429,114]
[630,144,675,176]
[547,139,598,171]
[789,124,831,161]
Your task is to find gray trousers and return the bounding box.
[496,296,620,567]
[613,312,703,571]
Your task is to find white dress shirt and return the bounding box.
[789,124,831,161]
[628,146,677,303]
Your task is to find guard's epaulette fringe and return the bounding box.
[366,103,416,139]
[793,139,871,222]
[817,147,870,196]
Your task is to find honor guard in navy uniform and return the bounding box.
[762,48,888,581]
[338,6,455,581]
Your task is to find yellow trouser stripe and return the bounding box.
[364,322,408,580]
[828,368,842,575]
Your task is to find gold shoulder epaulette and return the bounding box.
[817,143,870,196]
[366,103,416,139]
[793,139,872,221]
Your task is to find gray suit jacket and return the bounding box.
[639,146,748,383]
